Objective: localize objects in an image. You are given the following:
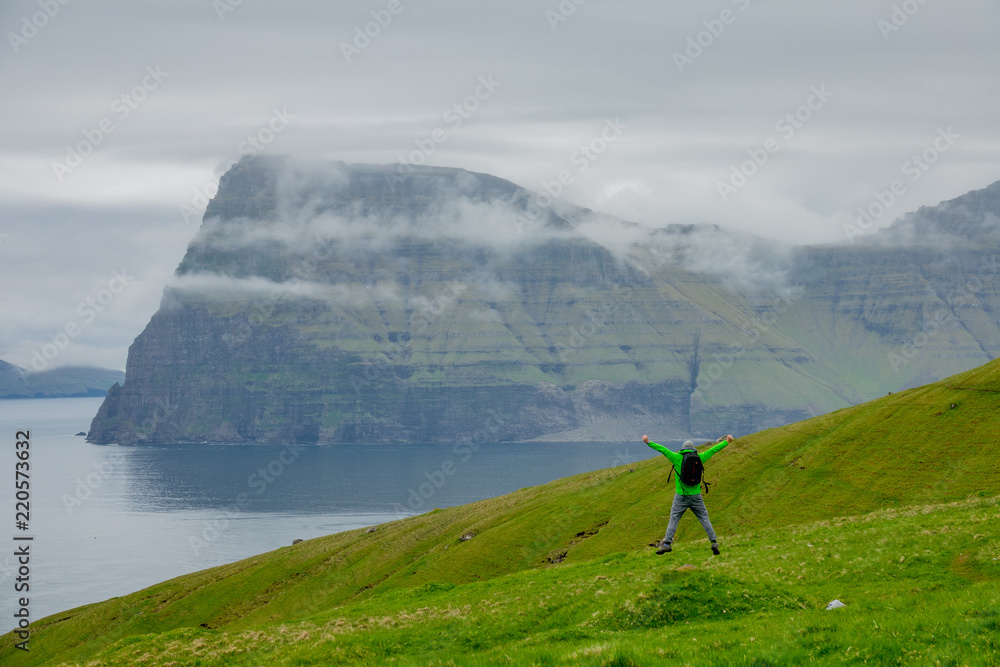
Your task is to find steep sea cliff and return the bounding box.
[89,158,1000,443]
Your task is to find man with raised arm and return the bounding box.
[642,434,734,555]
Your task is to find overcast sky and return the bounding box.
[1,0,998,372]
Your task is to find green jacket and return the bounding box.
[646,440,730,495]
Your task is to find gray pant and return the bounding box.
[663,493,717,544]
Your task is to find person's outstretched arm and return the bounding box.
[642,435,680,464]
[642,434,670,454]
[700,434,734,463]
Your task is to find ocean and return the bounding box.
[1,397,669,623]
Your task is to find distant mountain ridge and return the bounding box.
[87,157,1000,444]
[870,178,1000,245]
[0,360,124,399]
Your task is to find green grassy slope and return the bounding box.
[57,497,1000,665]
[5,358,1000,665]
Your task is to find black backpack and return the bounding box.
[668,450,709,492]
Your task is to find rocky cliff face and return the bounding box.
[88,157,1000,444]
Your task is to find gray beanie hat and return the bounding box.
[682,440,695,450]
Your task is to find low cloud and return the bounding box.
[181,159,803,301]
[192,159,583,256]
[166,273,403,309]
[861,197,1000,250]
[571,212,796,295]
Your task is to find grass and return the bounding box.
[4,358,1000,665]
[43,497,1000,665]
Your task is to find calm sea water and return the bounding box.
[0,397,670,624]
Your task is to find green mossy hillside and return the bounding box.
[4,358,999,665]
[22,497,1000,666]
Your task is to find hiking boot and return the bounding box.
[656,542,672,555]
[711,543,720,555]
